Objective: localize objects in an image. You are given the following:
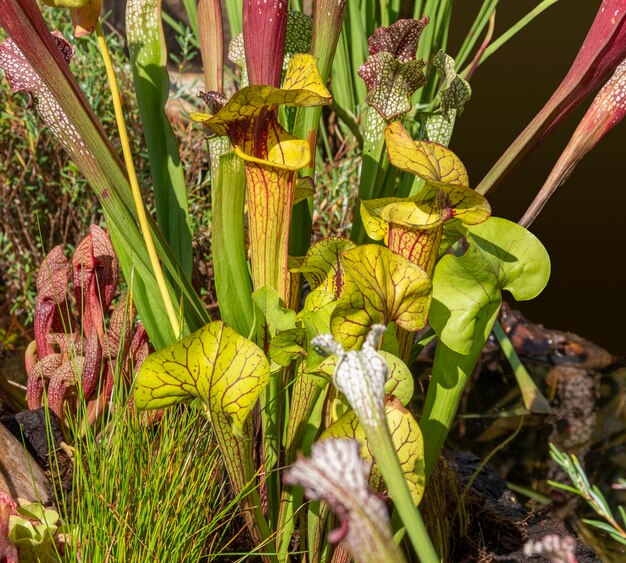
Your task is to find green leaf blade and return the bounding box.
[134,321,269,434]
[430,217,551,355]
[126,0,193,281]
[422,217,550,475]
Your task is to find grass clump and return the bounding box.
[59,401,241,562]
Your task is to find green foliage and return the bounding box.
[8,501,74,561]
[134,321,269,431]
[126,0,193,281]
[430,218,550,355]
[422,217,550,475]
[209,149,253,336]
[63,402,239,561]
[5,0,607,560]
[330,244,432,349]
[550,444,626,546]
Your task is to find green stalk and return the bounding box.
[420,336,485,478]
[332,29,358,116]
[390,0,401,24]
[224,0,243,36]
[359,0,376,39]
[492,321,552,414]
[277,482,302,562]
[199,2,254,335]
[379,0,390,27]
[211,148,254,336]
[95,21,181,339]
[461,11,496,81]
[181,0,199,39]
[351,110,387,243]
[435,0,454,55]
[347,0,368,109]
[126,0,193,282]
[260,370,282,531]
[454,0,499,70]
[290,0,347,256]
[308,501,329,563]
[364,416,439,562]
[413,0,425,18]
[288,192,313,257]
[419,0,455,104]
[277,374,326,561]
[415,0,438,61]
[211,412,276,562]
[422,217,550,477]
[460,0,559,76]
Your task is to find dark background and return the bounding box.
[449,1,625,354]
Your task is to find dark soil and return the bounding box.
[1,408,73,492]
[443,450,598,562]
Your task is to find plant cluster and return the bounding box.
[23,225,148,432]
[0,6,214,329]
[0,8,130,325]
[0,492,75,562]
[1,0,626,560]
